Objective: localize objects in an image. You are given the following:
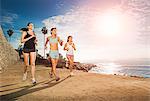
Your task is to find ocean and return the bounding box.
[89,62,150,78]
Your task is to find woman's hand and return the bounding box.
[64,43,69,51]
[31,34,36,38]
[34,40,38,46]
[66,47,69,51]
[72,43,76,51]
[60,40,63,46]
[45,45,47,50]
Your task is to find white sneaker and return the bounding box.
[32,78,36,84]
[70,72,74,76]
[23,72,27,81]
[49,72,53,78]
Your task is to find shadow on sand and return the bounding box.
[0,75,71,101]
[0,83,19,88]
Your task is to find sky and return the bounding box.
[1,0,150,62]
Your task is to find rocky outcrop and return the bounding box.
[0,26,19,72]
[73,62,97,72]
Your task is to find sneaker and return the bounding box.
[49,72,53,78]
[22,72,27,81]
[32,78,36,85]
[56,77,60,81]
[70,72,74,76]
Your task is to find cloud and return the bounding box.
[1,12,18,25]
[2,16,14,24]
[120,0,150,45]
[39,1,150,61]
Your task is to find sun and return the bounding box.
[101,14,120,35]
[94,11,122,36]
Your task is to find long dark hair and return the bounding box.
[67,36,72,42]
[20,28,28,31]
[51,27,56,34]
[27,22,32,26]
[26,22,33,31]
[20,22,32,32]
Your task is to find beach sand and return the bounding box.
[0,62,150,101]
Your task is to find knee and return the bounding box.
[52,62,56,66]
[25,65,29,67]
[70,61,73,64]
[31,63,35,66]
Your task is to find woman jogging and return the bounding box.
[45,28,63,81]
[21,22,37,84]
[64,36,76,76]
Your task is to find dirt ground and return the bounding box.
[0,62,150,101]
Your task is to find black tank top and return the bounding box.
[23,32,36,49]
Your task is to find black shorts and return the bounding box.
[23,48,35,53]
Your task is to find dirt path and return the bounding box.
[0,62,150,101]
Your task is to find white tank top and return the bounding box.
[66,42,74,55]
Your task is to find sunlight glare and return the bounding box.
[95,11,122,36]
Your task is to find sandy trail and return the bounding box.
[0,62,150,101]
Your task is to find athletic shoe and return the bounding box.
[49,72,53,78]
[56,77,60,81]
[70,72,74,76]
[32,78,36,85]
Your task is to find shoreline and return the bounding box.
[89,63,150,78]
[88,71,148,79]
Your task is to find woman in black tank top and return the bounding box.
[21,22,37,84]
[23,31,36,53]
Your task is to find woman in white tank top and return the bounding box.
[64,36,76,76]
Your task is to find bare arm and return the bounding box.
[44,37,49,49]
[58,36,63,46]
[34,37,38,45]
[72,43,76,50]
[64,43,69,51]
[21,31,34,43]
[34,33,38,45]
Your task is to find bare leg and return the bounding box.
[30,52,36,82]
[67,57,74,72]
[22,52,29,80]
[70,56,74,69]
[23,52,29,73]
[51,59,57,77]
[55,59,59,76]
[48,58,53,74]
[51,58,60,81]
[48,57,53,78]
